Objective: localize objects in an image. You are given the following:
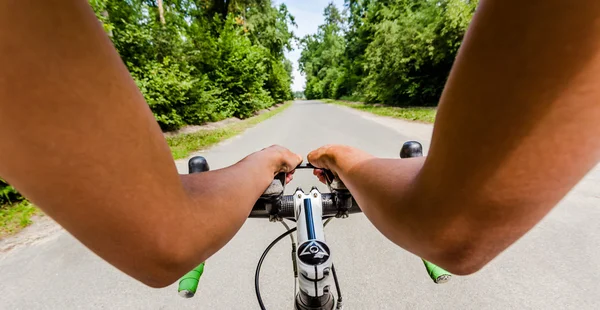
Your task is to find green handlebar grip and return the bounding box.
[422,259,452,284]
[178,263,205,298]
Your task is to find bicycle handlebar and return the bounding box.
[249,193,362,219]
[178,143,452,301]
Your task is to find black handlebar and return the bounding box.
[189,156,210,174]
[248,141,423,220]
[249,193,362,219]
[187,156,361,219]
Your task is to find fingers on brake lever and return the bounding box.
[323,169,336,184]
[298,163,336,184]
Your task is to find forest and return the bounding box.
[88,0,296,131]
[299,0,479,106]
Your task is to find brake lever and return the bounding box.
[295,163,336,185]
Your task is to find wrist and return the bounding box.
[326,145,373,175]
[242,148,284,177]
[321,145,344,172]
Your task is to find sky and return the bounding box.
[278,0,346,92]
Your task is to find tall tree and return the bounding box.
[88,0,295,130]
[157,0,165,24]
[300,0,479,105]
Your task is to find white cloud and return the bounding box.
[277,0,346,92]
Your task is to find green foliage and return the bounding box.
[1,201,39,237]
[0,179,23,206]
[0,179,34,237]
[293,91,305,99]
[88,0,295,130]
[299,0,479,106]
[299,3,346,100]
[167,101,292,159]
[325,100,437,123]
[130,58,195,130]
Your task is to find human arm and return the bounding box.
[0,0,301,287]
[309,0,600,275]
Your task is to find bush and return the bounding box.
[88,0,294,130]
[1,179,24,206]
[130,58,195,130]
[299,0,479,106]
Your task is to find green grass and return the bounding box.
[167,102,292,159]
[324,99,437,123]
[0,201,39,238]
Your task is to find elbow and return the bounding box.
[139,266,183,289]
[134,237,208,288]
[141,275,177,289]
[441,255,488,276]
[140,256,207,289]
[137,256,189,289]
[428,236,499,276]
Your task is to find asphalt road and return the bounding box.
[1,100,599,309]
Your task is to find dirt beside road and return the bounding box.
[0,215,62,255]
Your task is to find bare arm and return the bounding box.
[309,0,600,275]
[0,0,301,287]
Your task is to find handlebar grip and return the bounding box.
[178,263,205,298]
[422,259,452,284]
[189,156,210,174]
[400,141,423,158]
[178,157,209,298]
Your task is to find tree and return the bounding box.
[298,2,345,99]
[299,0,479,105]
[88,0,296,130]
[157,0,165,24]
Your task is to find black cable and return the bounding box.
[332,264,343,308]
[281,221,298,295]
[255,227,297,310]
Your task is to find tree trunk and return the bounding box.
[102,10,113,37]
[157,0,166,25]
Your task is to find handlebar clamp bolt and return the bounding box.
[323,285,330,294]
[323,268,330,277]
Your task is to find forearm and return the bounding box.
[330,149,497,274]
[324,147,445,269]
[324,146,521,275]
[321,0,600,275]
[137,155,276,287]
[0,0,297,288]
[177,154,278,264]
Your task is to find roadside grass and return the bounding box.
[323,99,436,123]
[0,201,39,238]
[167,102,292,159]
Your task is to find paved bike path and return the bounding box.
[1,101,599,309]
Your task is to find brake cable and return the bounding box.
[281,220,298,300]
[255,227,297,310]
[255,217,341,310]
